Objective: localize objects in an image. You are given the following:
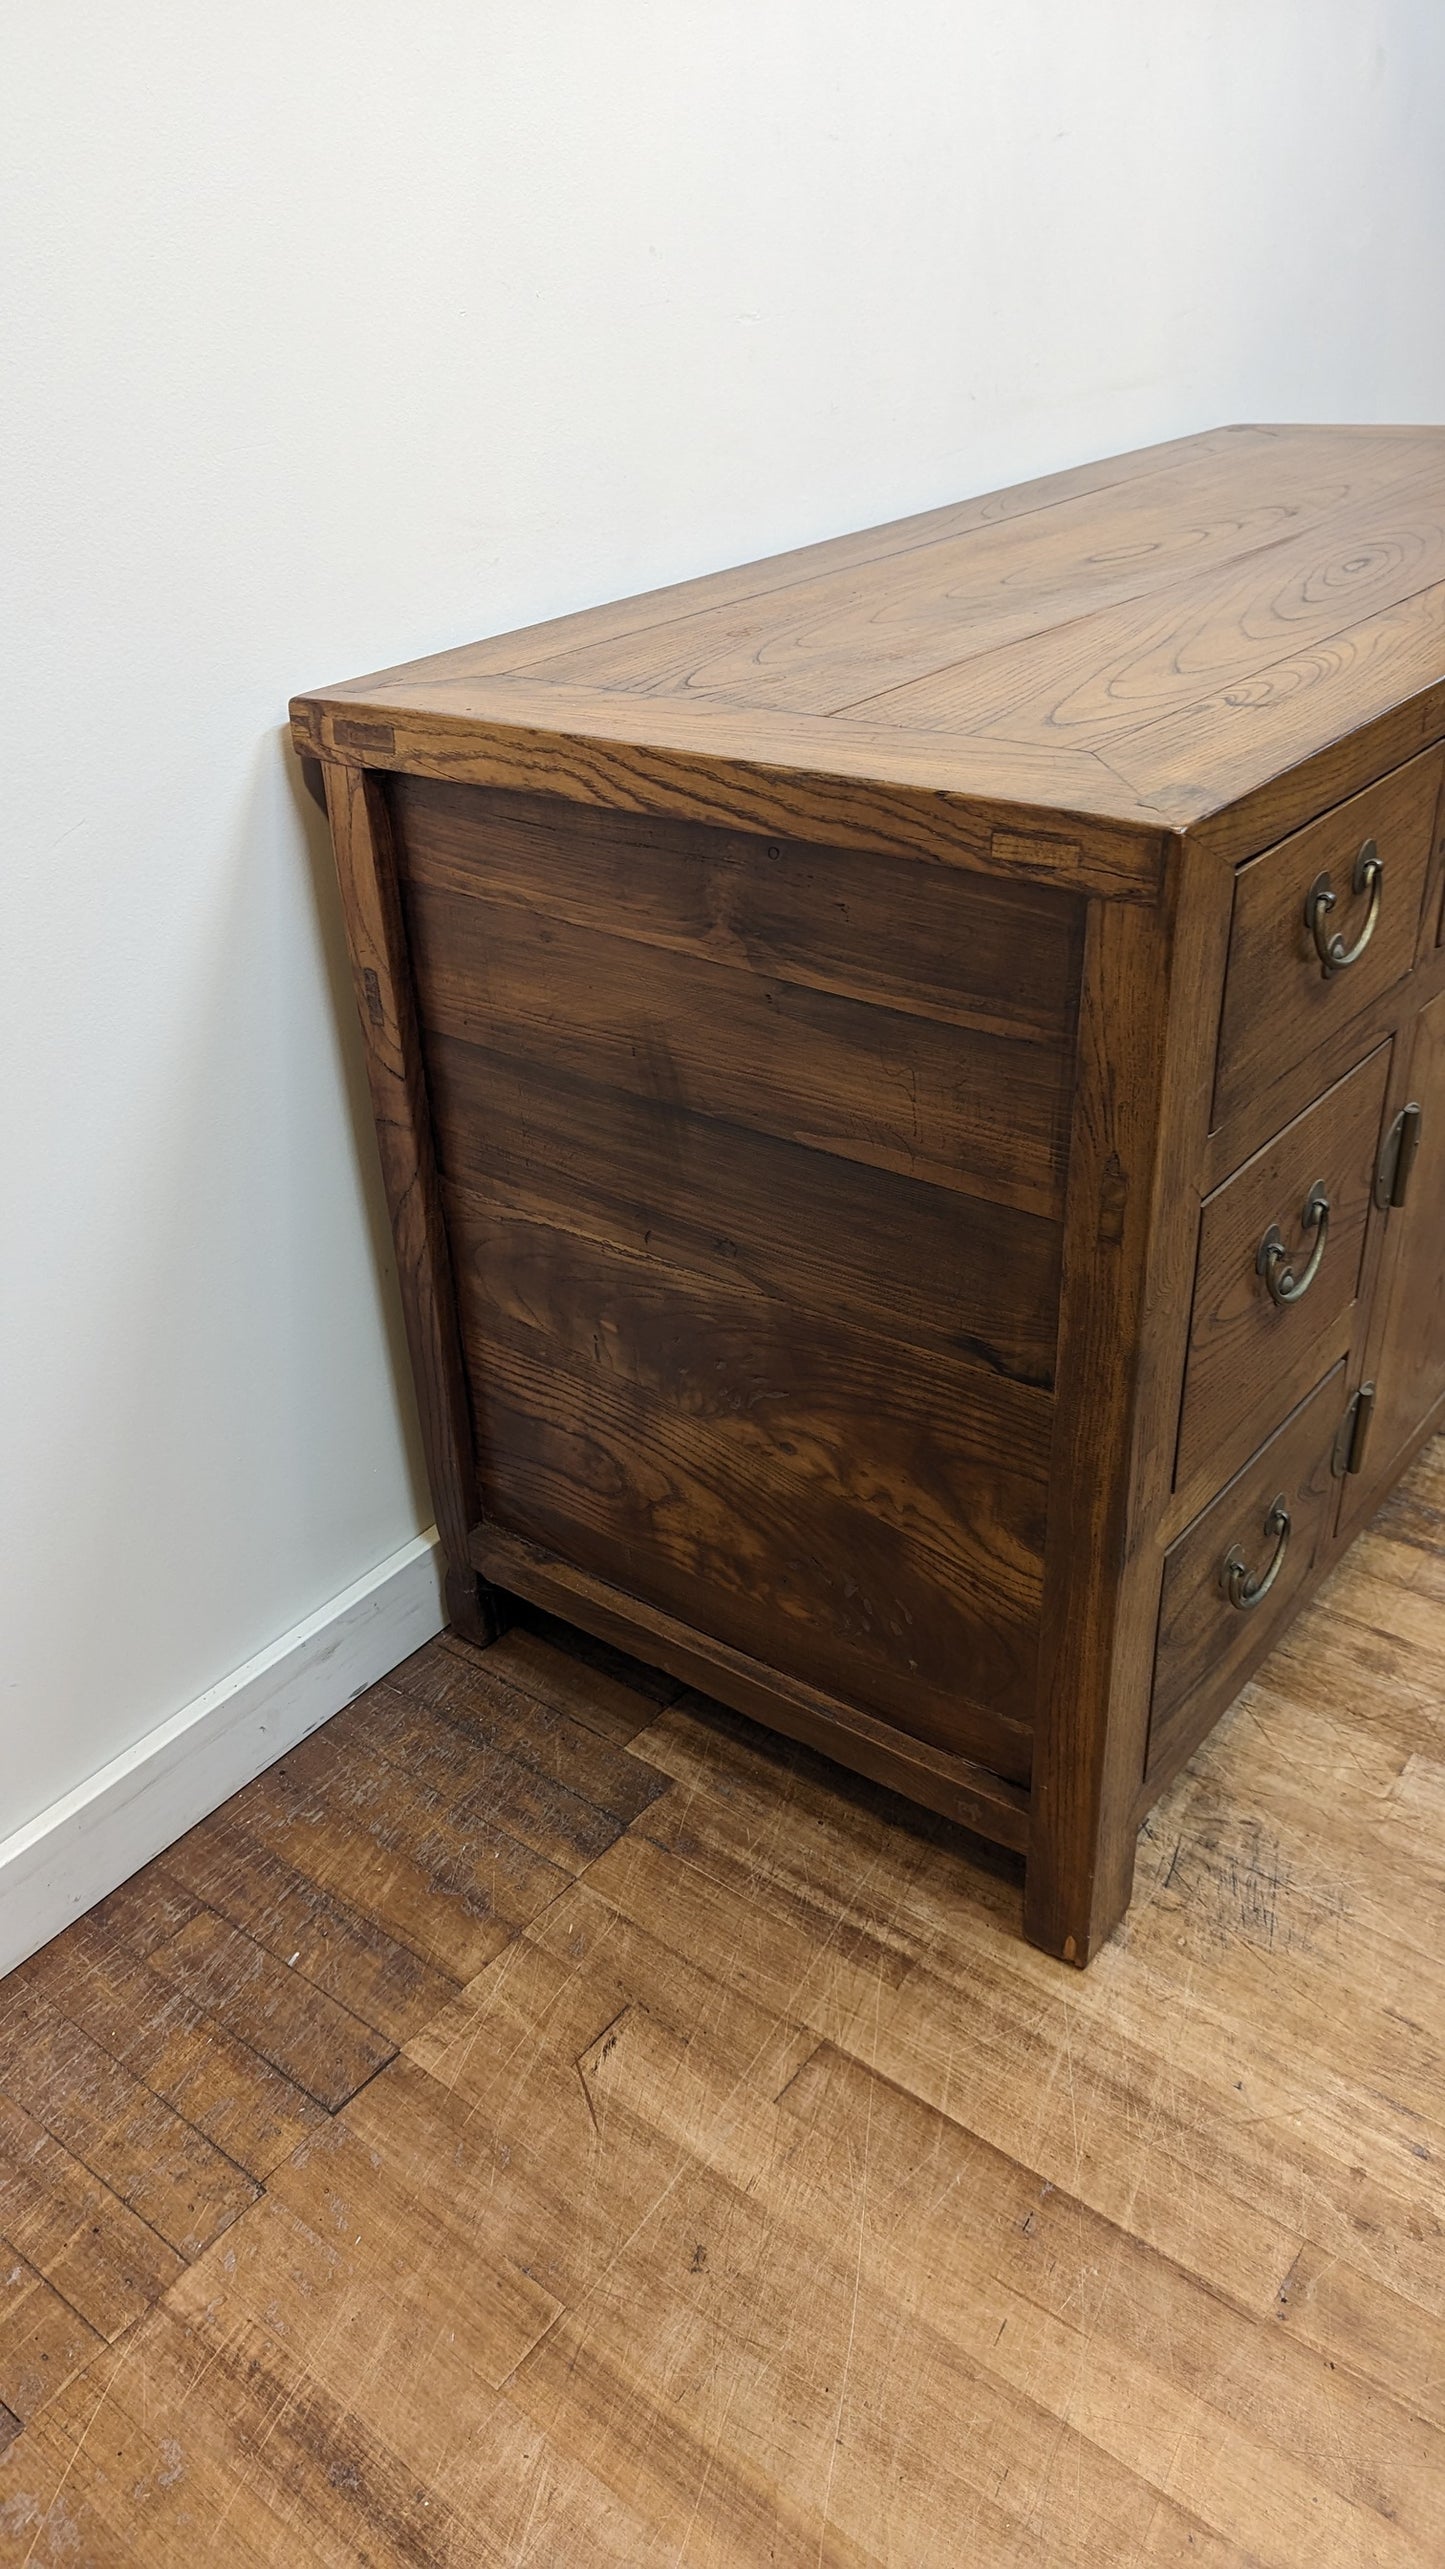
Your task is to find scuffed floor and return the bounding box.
[1,1442,1443,2564]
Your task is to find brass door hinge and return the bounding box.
[1375,1102,1423,1209]
[1332,1382,1376,1478]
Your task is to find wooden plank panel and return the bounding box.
[392,774,1085,1043]
[405,882,1076,1219]
[467,1527,1033,1847]
[333,1679,667,1875]
[1121,581,1445,846]
[0,1983,257,2260]
[0,2252,100,2435]
[432,1042,1063,1387]
[300,685,1171,879]
[850,461,1445,752]
[376,1646,671,1820]
[144,1913,394,2115]
[10,1909,326,2181]
[453,1200,1047,1768]
[522,436,1433,718]
[0,2092,184,2339]
[344,425,1295,686]
[156,1819,461,2049]
[228,1720,573,1982]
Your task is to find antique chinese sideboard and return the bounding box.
[293,424,1445,1962]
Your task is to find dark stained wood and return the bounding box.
[143,1911,394,2115]
[1148,1362,1348,1784]
[3,1539,1444,2563]
[1176,1042,1393,1493]
[1212,749,1443,1134]
[468,1522,1032,1851]
[391,776,1084,1042]
[454,1199,1046,1772]
[403,864,1076,1218]
[8,1906,326,2180]
[321,762,501,1643]
[292,429,1445,1964]
[434,1045,1064,1388]
[1023,888,1185,1962]
[1349,984,1445,1505]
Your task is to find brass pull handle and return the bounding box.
[1256,1181,1330,1305]
[1220,1496,1291,1612]
[1305,839,1383,975]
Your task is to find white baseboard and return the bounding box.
[0,1528,446,1979]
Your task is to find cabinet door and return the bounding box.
[1346,987,1445,1515]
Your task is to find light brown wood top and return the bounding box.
[293,424,1445,869]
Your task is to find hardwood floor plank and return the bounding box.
[0,1984,258,2260]
[0,2249,101,2434]
[468,1620,675,1742]
[156,1815,461,2048]
[385,1637,672,1810]
[0,1447,1440,2564]
[0,2094,184,2339]
[225,1716,573,1980]
[10,1909,326,2181]
[144,1911,394,2113]
[340,1675,667,1875]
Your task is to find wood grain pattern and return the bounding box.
[1175,1041,1392,1492]
[1024,891,1179,1961]
[294,424,1445,861]
[469,1519,1033,1850]
[321,764,500,1642]
[2,1482,1443,2563]
[1149,1361,1348,1781]
[402,865,1077,1219]
[294,431,1445,1969]
[1349,983,1445,1504]
[1212,746,1444,1133]
[453,1196,1047,1768]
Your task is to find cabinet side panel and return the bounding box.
[390,779,1087,1781]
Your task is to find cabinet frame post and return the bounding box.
[1025,847,1232,1961]
[320,758,502,1647]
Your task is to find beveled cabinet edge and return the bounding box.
[320,762,501,1646]
[291,693,1168,904]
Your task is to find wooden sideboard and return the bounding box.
[293,423,1445,1963]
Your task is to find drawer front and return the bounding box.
[1213,751,1442,1136]
[1147,1361,1347,1784]
[1175,1044,1391,1494]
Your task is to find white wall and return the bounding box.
[4,5,1444,1875]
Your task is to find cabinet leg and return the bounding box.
[444,1564,508,1650]
[1022,1817,1137,1967]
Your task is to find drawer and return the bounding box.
[1213,752,1442,1135]
[1175,1043,1390,1494]
[1147,1360,1347,1785]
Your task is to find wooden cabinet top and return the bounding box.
[292,423,1445,883]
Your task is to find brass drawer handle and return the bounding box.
[1220,1495,1291,1611]
[1305,839,1383,975]
[1256,1181,1330,1305]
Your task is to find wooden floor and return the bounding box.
[2,1450,1443,2565]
